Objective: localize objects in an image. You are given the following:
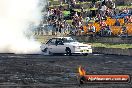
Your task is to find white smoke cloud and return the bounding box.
[0,0,44,54]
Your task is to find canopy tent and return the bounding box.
[112,13,131,19]
[63,11,70,17]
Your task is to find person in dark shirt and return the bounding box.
[101,0,106,6]
[106,25,111,36]
[115,19,120,26]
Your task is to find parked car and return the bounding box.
[40,37,92,56]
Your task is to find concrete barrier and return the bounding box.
[73,36,132,44]
[93,47,132,56]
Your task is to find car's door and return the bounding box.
[46,38,57,53]
[55,39,66,53]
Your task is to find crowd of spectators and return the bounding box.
[37,0,132,37]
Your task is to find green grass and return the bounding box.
[74,7,98,12]
[35,35,132,49]
[48,1,101,8]
[49,0,132,10]
[35,35,57,43]
[49,1,91,6]
[49,4,68,8]
[117,5,132,10]
[92,43,132,49]
[66,20,72,24]
[66,19,95,25]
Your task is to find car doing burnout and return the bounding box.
[40,37,92,56]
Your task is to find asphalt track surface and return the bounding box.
[0,54,132,88]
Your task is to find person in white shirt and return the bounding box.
[91,26,96,33]
[74,12,78,17]
[100,5,107,17]
[85,16,90,25]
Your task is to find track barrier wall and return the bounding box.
[93,47,132,56]
[74,36,132,44]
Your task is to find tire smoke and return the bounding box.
[0,0,44,54]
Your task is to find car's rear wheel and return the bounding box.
[42,48,53,55]
[65,48,72,56]
[83,53,88,56]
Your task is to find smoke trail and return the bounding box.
[0,0,44,54]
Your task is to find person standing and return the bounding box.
[85,16,90,25]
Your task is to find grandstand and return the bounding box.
[35,0,132,37]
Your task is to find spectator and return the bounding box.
[74,12,78,17]
[78,21,82,27]
[124,16,129,23]
[115,19,120,26]
[106,25,112,36]
[40,0,131,37]
[100,5,107,17]
[85,16,90,25]
[96,13,101,21]
[120,25,128,37]
[91,25,96,33]
[128,16,132,23]
[122,26,127,32]
[123,8,129,14]
[106,0,114,9]
[81,7,84,17]
[71,0,76,8]
[100,20,107,27]
[100,27,105,36]
[101,0,106,6]
[92,0,96,7]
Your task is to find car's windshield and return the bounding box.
[63,37,78,43]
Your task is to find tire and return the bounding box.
[42,48,48,52]
[83,53,88,56]
[42,48,53,55]
[65,48,72,56]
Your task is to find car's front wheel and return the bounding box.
[65,48,72,56]
[82,53,88,56]
[42,48,48,52]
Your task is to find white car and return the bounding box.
[40,37,92,56]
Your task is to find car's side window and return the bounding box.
[56,39,64,45]
[50,39,56,45]
[46,39,52,44]
[46,39,56,45]
[62,38,68,43]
